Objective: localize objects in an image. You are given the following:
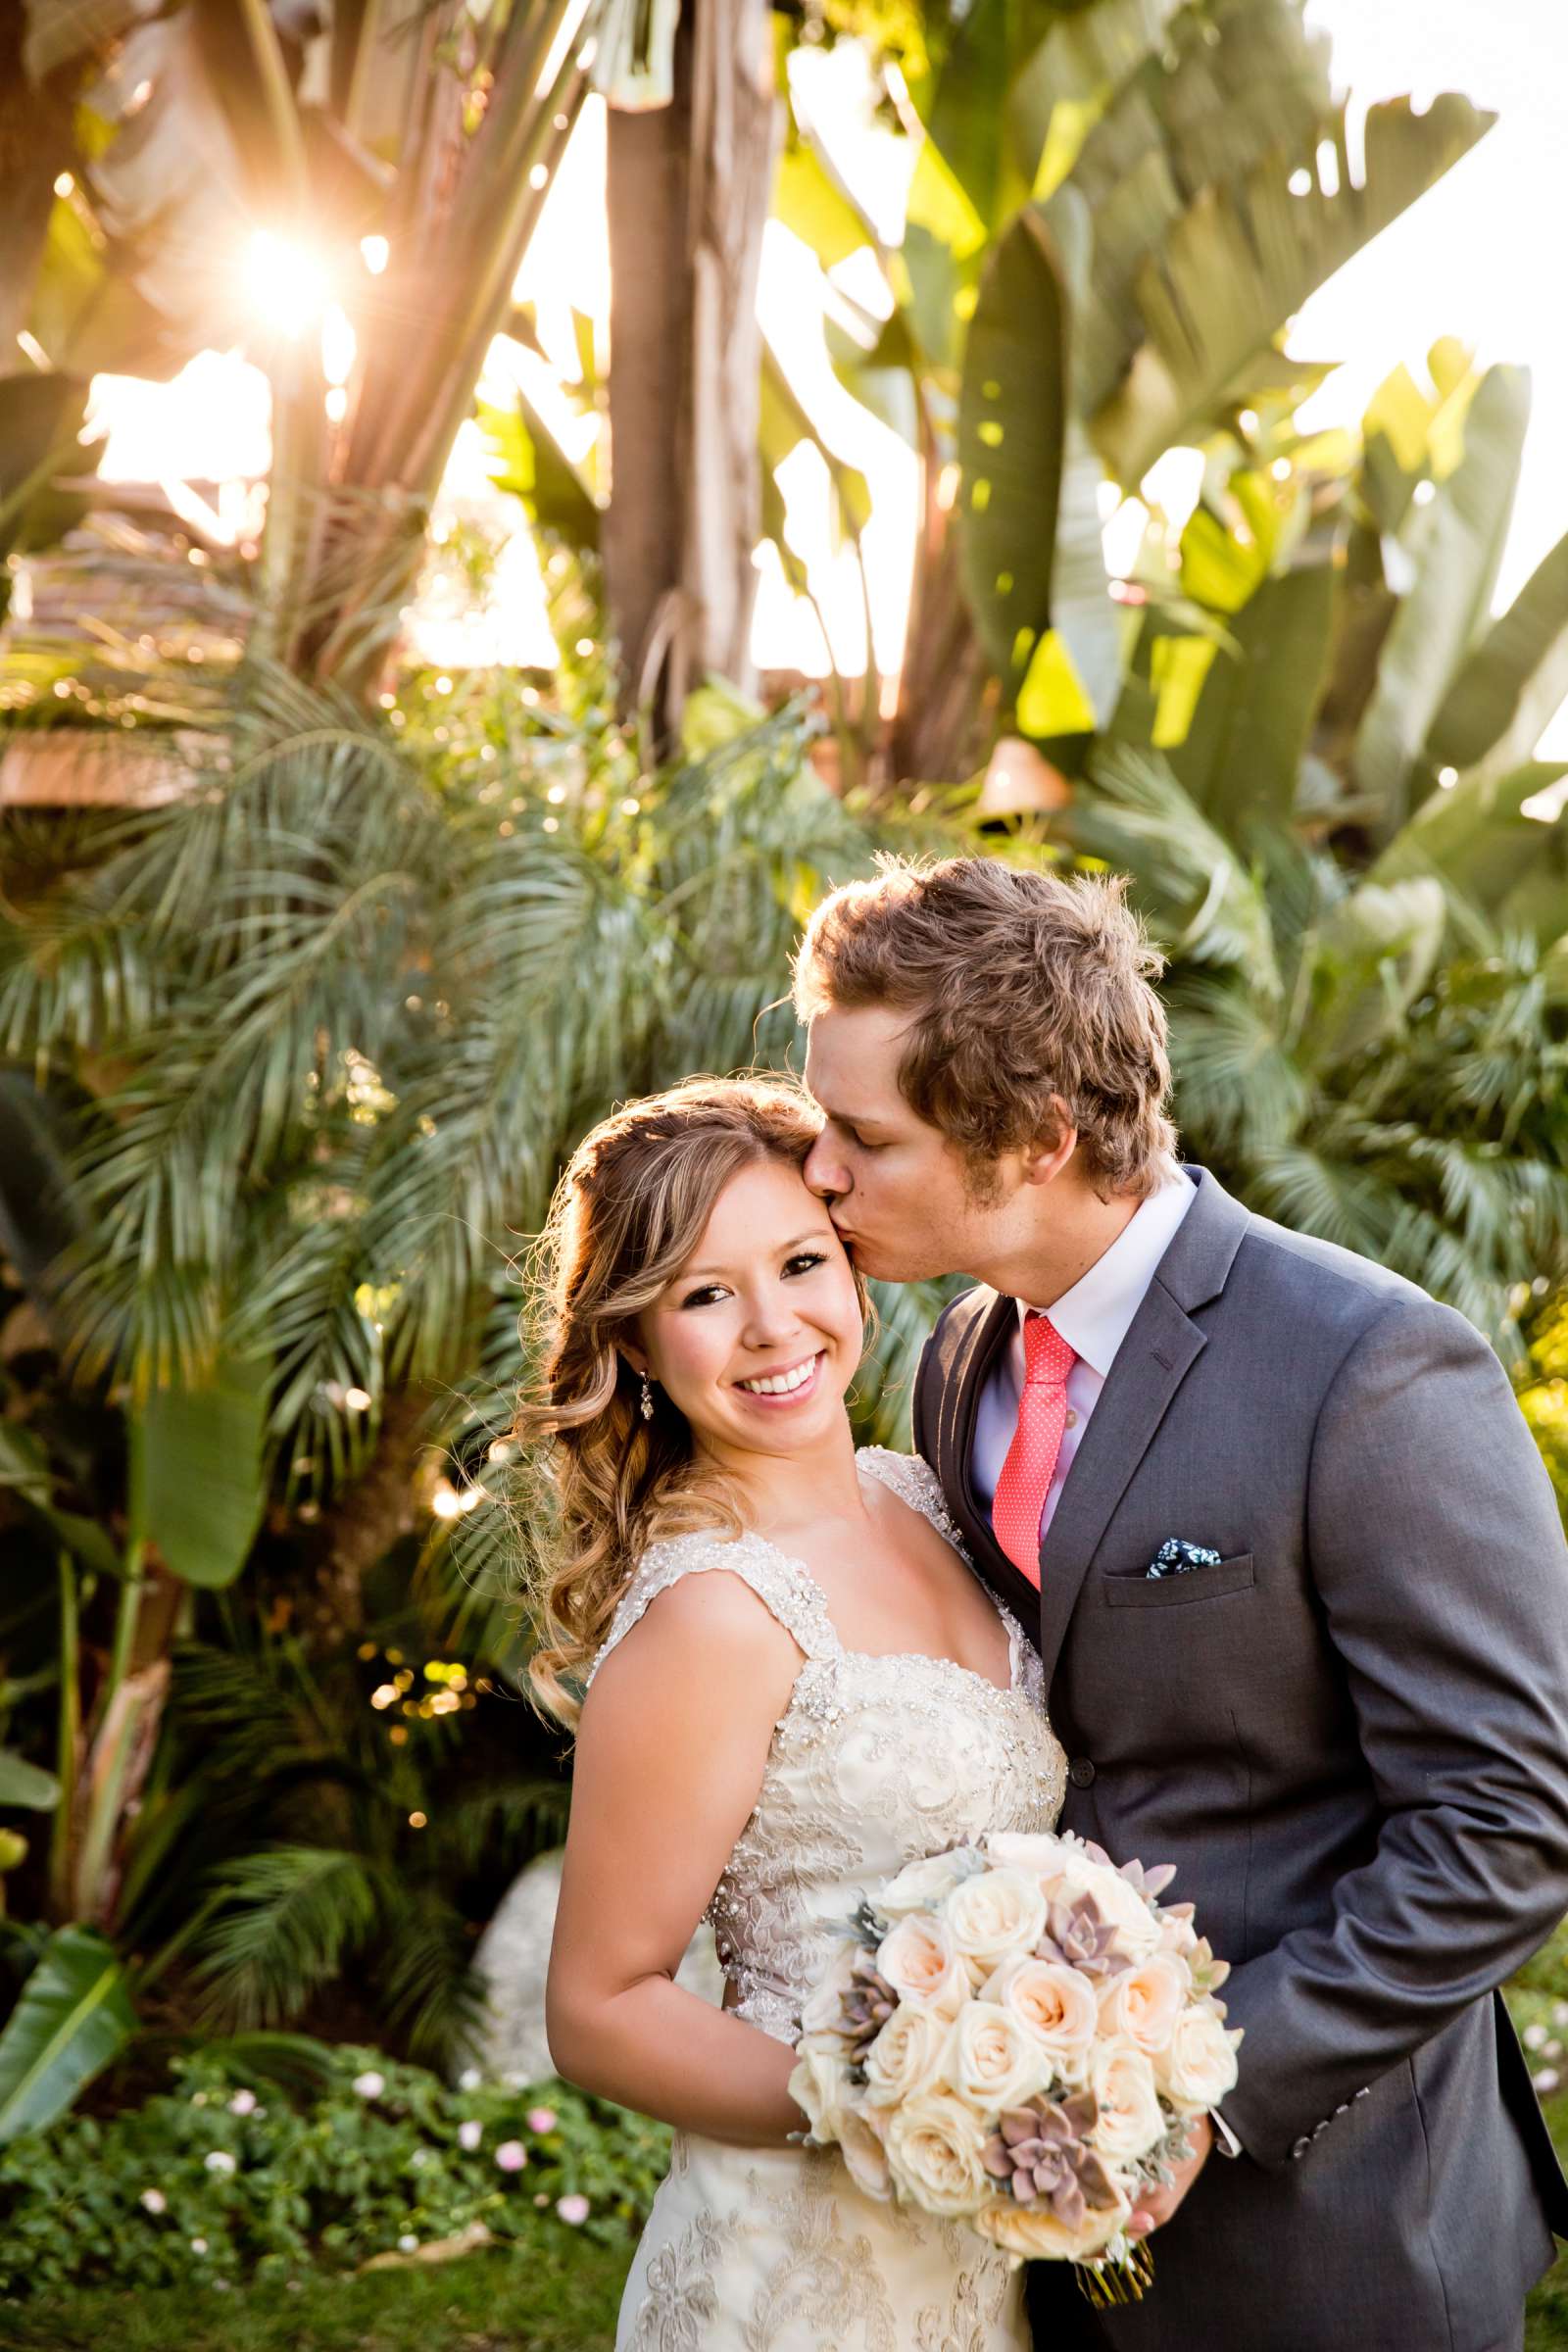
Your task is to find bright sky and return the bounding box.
[83,0,1568,752]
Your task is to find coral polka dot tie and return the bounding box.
[993,1313,1077,1590]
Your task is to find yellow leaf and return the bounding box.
[1151,637,1218,747]
[1016,630,1097,736]
[906,139,988,263]
[1031,97,1104,203]
[1363,364,1433,474]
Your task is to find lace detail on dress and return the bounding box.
[586,1530,843,1692]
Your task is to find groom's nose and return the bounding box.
[803,1131,848,1200]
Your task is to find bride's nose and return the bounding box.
[740,1287,803,1350]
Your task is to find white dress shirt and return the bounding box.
[970,1166,1197,1533]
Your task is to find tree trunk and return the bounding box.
[604,0,776,741]
[889,517,995,789]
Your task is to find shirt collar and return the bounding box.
[1014,1165,1197,1381]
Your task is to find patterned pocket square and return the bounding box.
[1147,1537,1223,1580]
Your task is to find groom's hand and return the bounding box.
[1128,2115,1213,2237]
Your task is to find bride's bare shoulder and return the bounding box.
[581,1544,803,1724]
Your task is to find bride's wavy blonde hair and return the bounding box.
[514,1076,861,1725]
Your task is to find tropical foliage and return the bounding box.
[0,660,966,2124]
[4,0,1568,2166]
[770,0,1493,784]
[1032,348,1568,1349]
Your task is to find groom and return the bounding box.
[794,855,1568,2352]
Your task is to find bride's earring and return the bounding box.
[640,1372,655,1421]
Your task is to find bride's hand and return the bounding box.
[1128,2113,1213,2237]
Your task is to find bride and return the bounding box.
[523,1077,1067,2349]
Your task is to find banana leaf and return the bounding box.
[1173,563,1336,841]
[1426,526,1568,781]
[1351,365,1531,827]
[0,1926,137,2145]
[1094,95,1494,485]
[958,189,1117,723]
[1369,761,1568,921]
[127,1356,269,1590]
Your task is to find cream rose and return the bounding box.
[1042,1852,1161,1963]
[876,1913,969,2021]
[982,1956,1100,2082]
[944,1868,1050,1983]
[1088,2038,1165,2161]
[788,2043,854,2144]
[1152,2002,1241,2113]
[973,2182,1131,2265]
[884,2090,992,2216]
[863,2002,952,2106]
[983,1831,1069,1878]
[944,2001,1052,2113]
[1098,1953,1190,2056]
[837,2107,893,2202]
[878,1848,987,1918]
[798,1941,861,2041]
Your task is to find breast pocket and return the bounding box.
[1100,1552,1254,1609]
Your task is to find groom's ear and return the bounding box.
[1019,1104,1079,1187]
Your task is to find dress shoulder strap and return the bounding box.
[856,1446,974,1564]
[584,1527,843,1691]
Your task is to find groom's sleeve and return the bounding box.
[1216,1291,1568,2170]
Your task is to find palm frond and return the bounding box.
[191,1844,383,2029]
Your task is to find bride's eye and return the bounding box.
[679,1283,729,1308]
[782,1250,828,1278]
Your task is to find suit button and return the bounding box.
[1068,1757,1096,1788]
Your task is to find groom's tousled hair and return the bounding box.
[793,857,1176,1198]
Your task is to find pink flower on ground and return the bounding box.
[458,2119,483,2151]
[526,2106,559,2134]
[227,2089,257,2116]
[352,2070,385,2099]
[556,2194,590,2225]
[494,2139,527,2172]
[139,2189,167,2215]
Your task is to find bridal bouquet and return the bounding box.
[787,1832,1241,2289]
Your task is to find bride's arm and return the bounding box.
[545,1568,808,2147]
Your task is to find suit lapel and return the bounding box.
[1034,1285,1206,1682]
[933,1289,1045,1626]
[1032,1169,1252,1684]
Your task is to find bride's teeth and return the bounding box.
[741,1356,817,1396]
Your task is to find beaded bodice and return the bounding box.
[587,1448,1066,2047]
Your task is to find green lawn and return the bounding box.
[1,2227,629,2352]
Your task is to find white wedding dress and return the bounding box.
[587,1448,1067,2352]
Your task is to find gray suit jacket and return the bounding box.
[913,1168,1568,2352]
